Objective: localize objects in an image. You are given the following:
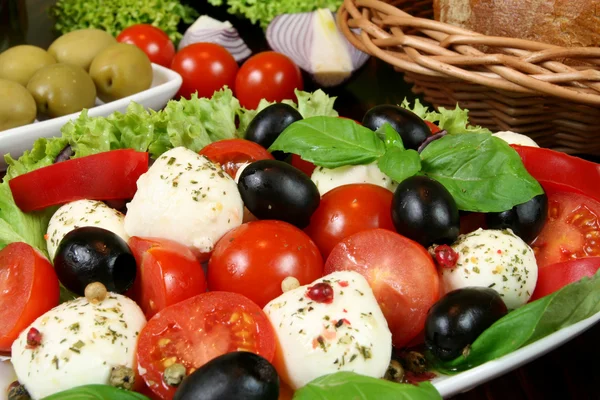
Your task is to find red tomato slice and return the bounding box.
[208,220,323,308]
[199,139,274,178]
[531,191,600,267]
[424,120,441,134]
[137,291,275,400]
[0,243,60,353]
[512,145,600,201]
[290,154,316,177]
[305,184,395,259]
[128,237,207,319]
[530,257,600,301]
[9,150,148,212]
[324,229,440,348]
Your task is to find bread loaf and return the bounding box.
[433,0,600,48]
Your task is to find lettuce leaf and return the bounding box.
[401,99,491,135]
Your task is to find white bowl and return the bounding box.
[0,63,182,170]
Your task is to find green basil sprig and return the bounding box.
[269,116,543,212]
[41,385,150,400]
[433,270,600,374]
[293,372,442,400]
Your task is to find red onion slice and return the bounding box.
[180,18,252,62]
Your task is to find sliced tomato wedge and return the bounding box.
[0,243,60,353]
[531,257,600,301]
[424,120,441,134]
[9,150,148,212]
[290,154,316,177]
[531,191,600,267]
[137,291,276,400]
[128,237,207,319]
[199,139,274,178]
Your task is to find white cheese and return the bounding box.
[46,200,128,261]
[439,228,538,309]
[492,131,539,147]
[264,271,392,390]
[124,147,244,255]
[11,294,146,399]
[0,360,17,398]
[311,163,397,196]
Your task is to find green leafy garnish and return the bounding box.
[433,269,600,373]
[49,0,198,43]
[208,0,343,28]
[293,372,441,400]
[401,99,492,135]
[41,385,150,400]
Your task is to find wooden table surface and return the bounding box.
[1,0,599,398]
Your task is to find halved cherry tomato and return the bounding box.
[531,191,600,267]
[512,145,600,201]
[117,24,175,67]
[325,229,440,348]
[199,139,274,178]
[9,150,148,212]
[137,291,275,400]
[530,257,600,301]
[208,220,323,308]
[424,120,441,134]
[290,154,316,177]
[128,237,207,319]
[305,184,395,259]
[0,243,60,353]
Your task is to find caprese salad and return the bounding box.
[1,90,600,400]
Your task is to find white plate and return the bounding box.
[0,63,182,170]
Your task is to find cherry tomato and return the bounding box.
[531,191,600,268]
[116,24,175,67]
[424,120,441,134]
[199,139,274,178]
[512,145,600,202]
[9,150,148,212]
[0,243,60,353]
[137,291,275,400]
[305,184,395,259]
[208,220,323,308]
[128,237,207,319]
[325,229,440,348]
[235,52,303,109]
[290,154,316,177]
[530,257,600,301]
[171,43,238,100]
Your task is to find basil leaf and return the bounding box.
[376,123,404,150]
[435,270,600,374]
[378,148,421,183]
[42,385,150,400]
[269,117,386,168]
[293,372,441,400]
[420,133,543,212]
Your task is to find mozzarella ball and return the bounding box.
[46,200,128,261]
[124,147,244,255]
[440,228,538,309]
[11,294,146,399]
[311,162,397,196]
[493,131,539,147]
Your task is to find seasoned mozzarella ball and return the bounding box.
[11,293,146,399]
[125,147,243,255]
[440,228,538,309]
[46,200,128,261]
[264,271,392,390]
[492,131,539,147]
[311,162,397,195]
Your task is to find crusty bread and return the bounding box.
[434,0,600,48]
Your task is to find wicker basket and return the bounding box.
[338,0,600,155]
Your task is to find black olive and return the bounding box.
[362,104,430,151]
[238,159,320,229]
[53,227,136,296]
[391,175,460,247]
[425,287,508,361]
[245,103,303,161]
[485,193,548,243]
[174,352,279,400]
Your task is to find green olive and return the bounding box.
[48,29,117,72]
[89,43,153,102]
[26,63,96,118]
[0,45,56,86]
[0,79,37,131]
